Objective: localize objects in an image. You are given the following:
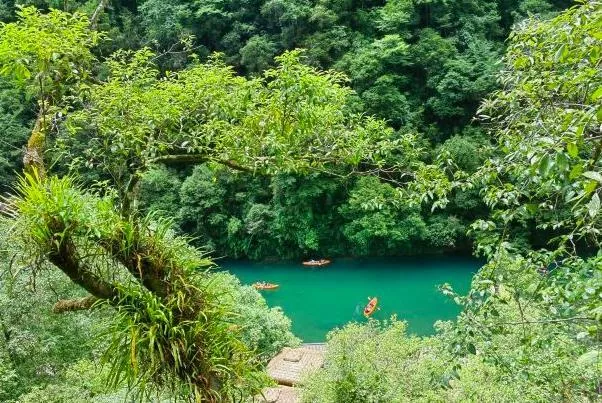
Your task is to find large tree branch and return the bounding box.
[23,112,46,179]
[100,236,173,299]
[20,109,117,304]
[53,296,98,313]
[48,235,117,301]
[149,154,250,172]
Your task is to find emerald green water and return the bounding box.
[222,256,480,342]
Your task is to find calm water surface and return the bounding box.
[222,256,480,342]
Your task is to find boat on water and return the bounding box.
[363,297,378,317]
[302,259,331,267]
[253,282,279,290]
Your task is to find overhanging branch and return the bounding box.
[149,154,250,172]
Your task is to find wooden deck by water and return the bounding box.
[254,343,326,403]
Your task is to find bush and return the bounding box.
[301,319,449,402]
[302,308,599,402]
[425,214,465,249]
[206,272,300,362]
[16,359,129,403]
[438,134,483,173]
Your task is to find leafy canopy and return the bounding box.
[449,0,602,383]
[0,6,101,100]
[64,48,404,185]
[0,6,430,401]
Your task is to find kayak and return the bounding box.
[363,297,378,317]
[253,282,279,290]
[302,259,331,267]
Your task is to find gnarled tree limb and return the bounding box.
[23,112,46,179]
[48,235,117,301]
[53,295,98,313]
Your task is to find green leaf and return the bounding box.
[556,152,569,171]
[591,86,602,101]
[587,192,600,218]
[538,154,552,176]
[583,171,602,184]
[585,180,598,193]
[525,203,538,214]
[567,142,578,158]
[569,164,583,179]
[13,63,31,80]
[554,44,568,62]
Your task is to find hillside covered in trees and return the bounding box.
[0,0,573,259]
[0,0,600,401]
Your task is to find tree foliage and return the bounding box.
[0,4,447,400]
[441,1,602,398]
[0,0,574,260]
[0,0,598,401]
[302,2,602,401]
[466,0,602,340]
[302,313,599,402]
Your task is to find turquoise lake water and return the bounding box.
[222,256,480,342]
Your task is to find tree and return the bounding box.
[137,165,182,217]
[470,0,602,320]
[360,75,413,128]
[304,3,602,400]
[426,38,500,125]
[340,177,426,255]
[0,7,425,399]
[447,1,602,393]
[239,35,277,74]
[268,173,347,258]
[375,0,416,35]
[0,6,102,177]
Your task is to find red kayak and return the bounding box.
[363,297,378,317]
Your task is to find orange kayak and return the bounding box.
[363,297,378,317]
[302,259,331,267]
[253,282,279,290]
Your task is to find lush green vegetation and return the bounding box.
[0,216,299,400]
[0,0,600,401]
[303,2,602,401]
[130,0,569,260]
[0,0,572,260]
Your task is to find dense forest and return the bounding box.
[0,0,600,401]
[0,0,573,259]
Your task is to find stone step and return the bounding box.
[254,385,299,403]
[267,346,325,387]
